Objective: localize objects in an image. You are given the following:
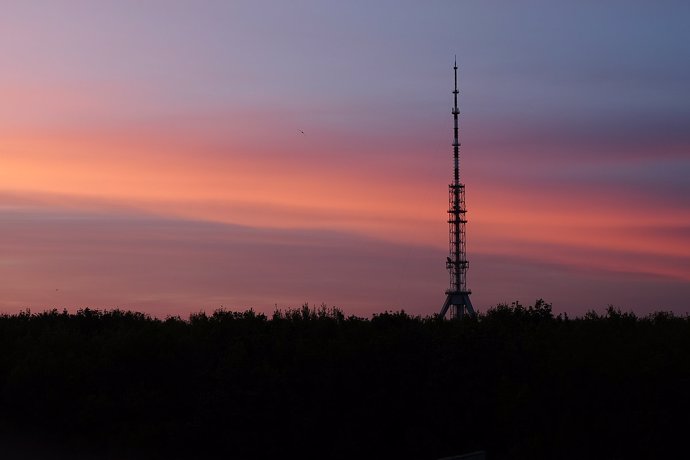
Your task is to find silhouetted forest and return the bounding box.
[0,300,688,459]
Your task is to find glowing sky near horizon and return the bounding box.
[1,0,689,316]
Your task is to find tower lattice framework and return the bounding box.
[440,60,475,319]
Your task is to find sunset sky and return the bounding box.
[1,1,689,317]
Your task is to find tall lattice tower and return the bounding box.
[440,59,475,319]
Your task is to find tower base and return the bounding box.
[440,290,475,319]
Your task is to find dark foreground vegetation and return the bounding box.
[0,301,688,459]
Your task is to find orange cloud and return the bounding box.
[2,101,688,294]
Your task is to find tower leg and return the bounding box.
[462,292,475,316]
[440,296,452,318]
[440,291,475,319]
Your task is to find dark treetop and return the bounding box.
[0,301,688,459]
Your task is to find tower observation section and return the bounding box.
[440,60,475,319]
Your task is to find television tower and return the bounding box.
[440,59,475,319]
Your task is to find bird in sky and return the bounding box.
[298,129,305,135]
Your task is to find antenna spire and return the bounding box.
[440,59,475,319]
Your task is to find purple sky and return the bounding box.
[1,1,689,317]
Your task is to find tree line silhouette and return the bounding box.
[0,300,688,459]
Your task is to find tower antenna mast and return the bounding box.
[440,58,475,319]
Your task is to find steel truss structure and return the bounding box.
[440,60,475,319]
